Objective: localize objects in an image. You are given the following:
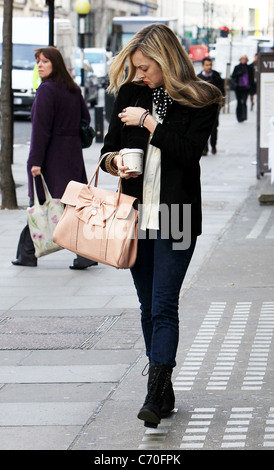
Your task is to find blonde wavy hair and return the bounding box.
[107,24,223,109]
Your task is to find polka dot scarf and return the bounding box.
[152,86,173,118]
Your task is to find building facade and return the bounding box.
[79,0,158,48]
[0,0,272,49]
[0,1,158,48]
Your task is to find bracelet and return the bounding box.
[105,152,120,176]
[139,110,151,128]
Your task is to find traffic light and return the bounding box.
[220,26,229,37]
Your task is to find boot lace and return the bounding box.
[145,366,172,406]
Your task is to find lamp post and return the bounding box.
[46,0,55,46]
[74,0,91,96]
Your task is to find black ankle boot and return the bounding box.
[161,380,175,418]
[138,365,173,428]
[11,258,37,267]
[142,361,175,419]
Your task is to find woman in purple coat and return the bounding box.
[12,46,97,269]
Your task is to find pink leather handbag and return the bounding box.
[53,157,138,269]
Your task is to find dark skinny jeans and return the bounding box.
[130,231,196,368]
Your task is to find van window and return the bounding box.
[0,44,43,69]
[85,52,105,64]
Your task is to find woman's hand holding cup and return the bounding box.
[113,150,143,179]
[114,154,133,179]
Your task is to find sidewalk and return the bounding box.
[0,100,273,451]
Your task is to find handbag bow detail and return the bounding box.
[75,186,117,227]
[53,157,138,269]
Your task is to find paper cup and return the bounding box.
[120,148,144,175]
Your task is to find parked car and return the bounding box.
[188,44,209,62]
[83,48,110,87]
[75,59,98,106]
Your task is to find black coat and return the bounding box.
[101,83,218,238]
[27,81,89,201]
[232,63,255,90]
[197,70,225,96]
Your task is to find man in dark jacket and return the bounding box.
[197,58,225,155]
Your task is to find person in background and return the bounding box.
[12,46,97,270]
[197,57,225,155]
[100,24,223,428]
[232,55,254,122]
[249,53,258,110]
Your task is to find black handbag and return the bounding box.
[80,118,96,148]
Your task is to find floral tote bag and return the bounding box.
[27,174,64,258]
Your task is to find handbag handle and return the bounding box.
[88,153,122,195]
[32,174,52,205]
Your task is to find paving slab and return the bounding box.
[0,426,82,450]
[0,402,98,426]
[0,364,129,383]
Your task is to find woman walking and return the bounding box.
[232,55,254,122]
[12,46,96,269]
[100,24,223,427]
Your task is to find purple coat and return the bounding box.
[27,80,90,201]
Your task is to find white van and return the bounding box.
[0,17,75,114]
[83,48,109,87]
